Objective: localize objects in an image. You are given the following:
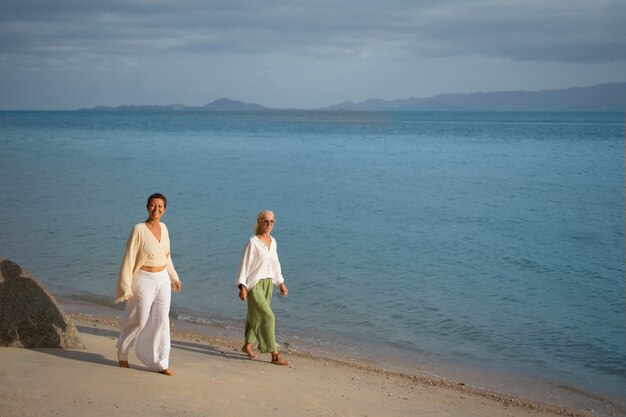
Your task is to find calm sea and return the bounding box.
[1,111,624,408]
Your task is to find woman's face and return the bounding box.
[147,198,166,221]
[259,212,275,234]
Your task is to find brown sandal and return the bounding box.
[271,353,289,366]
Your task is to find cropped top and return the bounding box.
[114,222,180,303]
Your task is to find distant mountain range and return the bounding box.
[325,82,626,111]
[80,83,626,112]
[81,98,268,112]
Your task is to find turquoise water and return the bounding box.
[1,111,624,405]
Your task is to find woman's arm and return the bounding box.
[236,240,254,289]
[114,226,141,303]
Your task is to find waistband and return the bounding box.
[135,268,169,280]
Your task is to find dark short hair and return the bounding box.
[147,193,167,209]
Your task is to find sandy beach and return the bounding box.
[1,299,619,417]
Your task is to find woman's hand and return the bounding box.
[239,286,248,301]
[172,280,182,293]
[279,283,288,296]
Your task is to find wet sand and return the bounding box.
[1,298,621,417]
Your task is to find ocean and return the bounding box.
[1,110,624,409]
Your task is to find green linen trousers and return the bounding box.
[244,278,277,353]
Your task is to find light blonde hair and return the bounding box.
[254,209,275,235]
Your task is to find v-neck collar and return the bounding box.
[144,222,162,243]
[255,235,272,250]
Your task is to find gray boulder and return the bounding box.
[0,257,84,349]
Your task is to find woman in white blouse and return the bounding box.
[115,193,182,376]
[236,210,289,365]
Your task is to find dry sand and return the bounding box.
[1,306,614,417]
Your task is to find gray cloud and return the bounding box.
[1,0,625,109]
[1,0,625,69]
[413,1,626,62]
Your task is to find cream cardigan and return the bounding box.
[114,222,180,303]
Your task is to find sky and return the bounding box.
[1,0,625,110]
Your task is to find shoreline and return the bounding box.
[55,296,625,417]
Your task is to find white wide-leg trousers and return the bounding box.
[117,269,172,371]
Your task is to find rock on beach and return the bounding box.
[0,257,84,349]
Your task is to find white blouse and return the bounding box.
[236,235,285,290]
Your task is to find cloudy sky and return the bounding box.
[1,0,625,109]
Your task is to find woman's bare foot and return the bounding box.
[158,368,175,376]
[118,360,129,368]
[242,343,257,359]
[271,352,289,366]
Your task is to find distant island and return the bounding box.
[79,82,626,112]
[81,98,269,112]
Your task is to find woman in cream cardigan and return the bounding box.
[115,193,182,376]
[236,209,289,366]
